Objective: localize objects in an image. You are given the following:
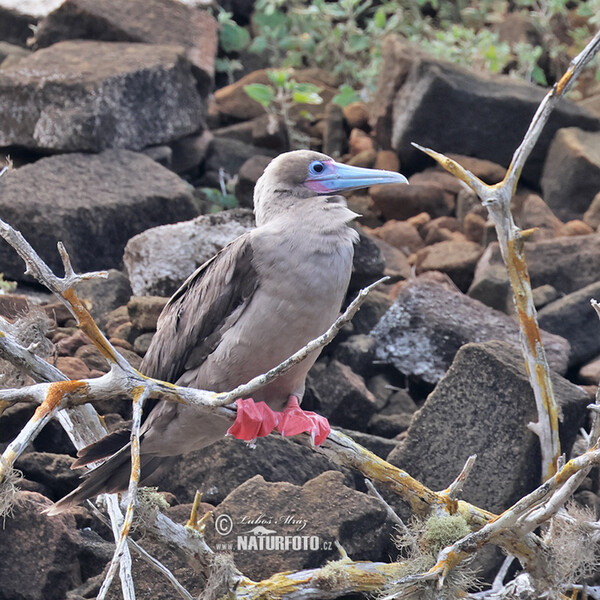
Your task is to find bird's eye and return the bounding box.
[309,161,325,175]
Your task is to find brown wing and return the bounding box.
[141,232,259,384]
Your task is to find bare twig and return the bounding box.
[445,455,477,501]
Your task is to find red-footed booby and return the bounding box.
[49,150,408,514]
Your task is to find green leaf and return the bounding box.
[531,65,548,86]
[374,7,386,28]
[248,36,268,54]
[219,22,250,53]
[332,84,361,107]
[243,83,275,108]
[267,69,289,86]
[292,89,323,105]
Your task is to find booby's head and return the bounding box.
[254,150,408,226]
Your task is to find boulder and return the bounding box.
[0,492,81,600]
[204,471,393,580]
[374,36,599,186]
[0,150,197,282]
[14,452,78,500]
[370,182,450,221]
[387,341,589,513]
[31,0,217,88]
[159,434,344,505]
[123,208,255,297]
[350,229,386,290]
[541,128,600,222]
[0,40,204,151]
[538,281,600,367]
[0,1,64,46]
[127,296,169,331]
[371,277,570,384]
[412,240,484,291]
[368,219,425,254]
[306,359,378,431]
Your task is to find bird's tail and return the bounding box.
[46,431,169,515]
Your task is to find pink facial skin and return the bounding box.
[303,160,336,193]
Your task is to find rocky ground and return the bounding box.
[1,0,600,599]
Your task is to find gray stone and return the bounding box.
[376,36,600,187]
[123,208,255,297]
[0,150,197,282]
[372,277,570,384]
[169,129,213,174]
[31,0,217,88]
[387,341,589,513]
[532,284,560,310]
[337,427,400,459]
[468,244,514,313]
[370,183,450,221]
[368,412,412,437]
[14,452,78,500]
[538,281,600,367]
[541,128,600,221]
[350,229,386,291]
[470,236,600,297]
[583,190,600,230]
[0,41,30,67]
[0,40,204,151]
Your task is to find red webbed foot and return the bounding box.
[227,398,279,441]
[276,395,330,446]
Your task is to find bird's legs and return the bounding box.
[227,396,330,446]
[276,395,330,446]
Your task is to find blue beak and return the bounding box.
[304,160,408,195]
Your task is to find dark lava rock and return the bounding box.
[31,0,217,89]
[371,277,570,384]
[307,360,377,431]
[0,150,197,282]
[538,281,600,368]
[375,36,599,186]
[0,492,81,600]
[541,127,600,222]
[123,208,254,297]
[333,334,376,377]
[370,183,450,221]
[204,471,393,581]
[159,434,344,505]
[14,452,78,500]
[350,229,386,290]
[388,341,589,513]
[0,40,204,152]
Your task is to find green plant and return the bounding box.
[244,69,323,149]
[0,273,16,295]
[214,7,251,84]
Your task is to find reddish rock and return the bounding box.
[369,219,424,254]
[423,225,454,245]
[54,356,92,380]
[578,355,600,385]
[374,150,400,172]
[583,190,600,229]
[406,211,431,229]
[348,128,374,155]
[369,236,412,280]
[215,69,337,122]
[127,296,169,332]
[558,219,594,237]
[0,492,81,600]
[342,101,370,129]
[463,212,486,244]
[371,183,450,221]
[74,345,110,372]
[413,240,484,291]
[512,193,562,240]
[347,149,376,168]
[104,306,130,337]
[204,472,393,581]
[56,330,89,357]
